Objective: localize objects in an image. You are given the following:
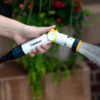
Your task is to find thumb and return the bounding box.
[38,25,56,34]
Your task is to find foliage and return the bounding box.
[7,0,92,99]
[0,0,12,17]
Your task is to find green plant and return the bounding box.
[10,0,92,99]
[0,0,12,17]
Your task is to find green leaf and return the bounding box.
[82,9,95,18]
[48,10,56,15]
[39,12,46,18]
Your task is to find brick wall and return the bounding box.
[85,58,100,100]
[82,0,100,4]
[82,3,100,100]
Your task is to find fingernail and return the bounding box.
[31,54,35,57]
[52,25,56,27]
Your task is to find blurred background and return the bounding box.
[0,0,100,100]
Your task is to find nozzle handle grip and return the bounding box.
[21,34,51,54]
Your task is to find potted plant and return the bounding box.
[1,0,92,100]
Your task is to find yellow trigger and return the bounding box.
[47,29,57,42]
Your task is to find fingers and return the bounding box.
[36,44,52,54]
[29,49,37,57]
[38,25,56,34]
[29,44,52,57]
[36,46,46,54]
[29,52,35,57]
[42,44,52,50]
[23,25,56,39]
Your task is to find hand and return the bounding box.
[13,25,56,57]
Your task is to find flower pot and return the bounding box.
[56,26,74,61]
[0,60,91,100]
[0,61,32,100]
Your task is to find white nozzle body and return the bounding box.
[55,31,75,48]
[21,29,76,55]
[47,30,75,49]
[21,34,51,54]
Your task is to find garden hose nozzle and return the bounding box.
[47,29,82,52]
[0,29,82,64]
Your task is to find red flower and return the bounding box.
[74,0,81,12]
[54,2,60,8]
[27,4,31,10]
[53,2,64,8]
[60,2,64,8]
[75,4,81,12]
[56,18,61,23]
[52,0,64,8]
[19,4,24,9]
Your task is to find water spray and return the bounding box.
[0,29,100,66]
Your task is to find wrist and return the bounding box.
[12,23,26,40]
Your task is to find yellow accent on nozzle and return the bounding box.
[76,40,82,52]
[47,29,57,42]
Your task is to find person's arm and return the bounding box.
[0,15,25,39]
[0,15,56,57]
